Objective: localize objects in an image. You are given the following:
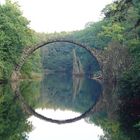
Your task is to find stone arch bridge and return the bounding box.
[11,39,103,80]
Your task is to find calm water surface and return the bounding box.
[0,74,140,140]
[27,74,103,140]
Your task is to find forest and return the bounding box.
[0,0,140,139]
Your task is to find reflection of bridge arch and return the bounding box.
[11,39,102,80]
[13,82,101,124]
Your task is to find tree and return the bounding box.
[0,0,40,80]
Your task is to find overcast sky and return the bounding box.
[1,0,113,33]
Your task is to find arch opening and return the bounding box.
[11,39,102,81]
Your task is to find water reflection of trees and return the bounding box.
[119,79,140,140]
[89,82,140,140]
[11,78,102,124]
[39,74,102,113]
[15,78,140,139]
[20,80,41,107]
[0,84,32,140]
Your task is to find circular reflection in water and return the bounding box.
[15,89,100,124]
[12,76,102,124]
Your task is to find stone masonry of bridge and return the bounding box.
[11,39,103,81]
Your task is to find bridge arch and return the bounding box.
[11,39,102,80]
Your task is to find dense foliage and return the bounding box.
[0,0,41,80]
[41,42,100,75]
[97,0,140,138]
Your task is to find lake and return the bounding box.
[27,74,103,140]
[0,74,139,140]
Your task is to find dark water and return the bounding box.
[0,74,140,140]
